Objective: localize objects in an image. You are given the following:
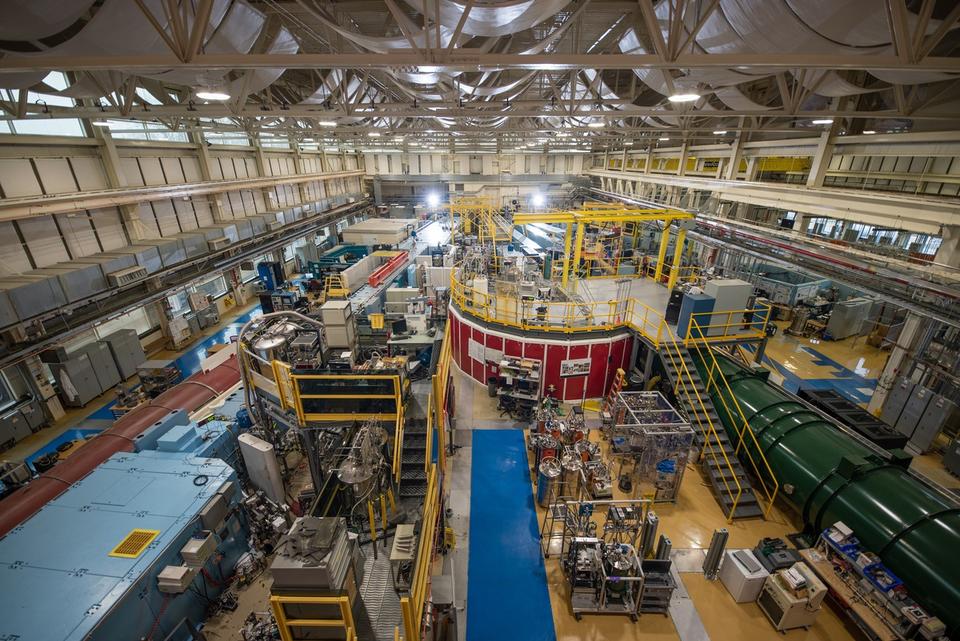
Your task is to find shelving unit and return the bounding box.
[496,356,542,419]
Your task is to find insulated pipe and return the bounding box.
[694,352,960,635]
[0,356,242,539]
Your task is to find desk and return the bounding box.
[798,548,898,641]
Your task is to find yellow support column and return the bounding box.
[570,222,585,290]
[653,224,672,282]
[667,228,687,290]
[561,222,573,286]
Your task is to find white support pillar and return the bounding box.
[725,133,746,180]
[645,145,654,175]
[935,225,960,268]
[192,132,228,222]
[868,312,925,415]
[677,142,688,176]
[95,127,146,240]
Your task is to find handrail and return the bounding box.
[657,321,743,522]
[399,463,440,641]
[686,304,771,345]
[393,401,405,484]
[686,317,780,519]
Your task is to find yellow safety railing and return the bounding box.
[271,594,358,641]
[686,304,771,345]
[393,400,405,484]
[658,263,700,285]
[398,464,441,641]
[657,323,744,522]
[687,317,780,519]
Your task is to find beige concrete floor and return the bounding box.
[451,366,858,641]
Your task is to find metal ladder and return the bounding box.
[659,343,764,520]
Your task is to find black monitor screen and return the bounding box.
[392,318,408,333]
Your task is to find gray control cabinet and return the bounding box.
[50,353,101,407]
[881,377,915,429]
[172,232,207,259]
[0,274,68,318]
[910,394,960,454]
[0,289,18,328]
[0,410,30,448]
[944,436,960,476]
[19,398,46,431]
[100,329,147,379]
[77,342,122,392]
[895,384,933,439]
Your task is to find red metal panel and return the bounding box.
[562,344,589,401]
[504,338,522,357]
[586,342,610,398]
[524,341,545,362]
[545,344,566,397]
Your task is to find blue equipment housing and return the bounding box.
[0,405,251,641]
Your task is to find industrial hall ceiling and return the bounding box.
[1,0,959,151]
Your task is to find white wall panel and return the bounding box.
[70,157,108,190]
[233,157,248,178]
[173,199,198,230]
[227,191,243,216]
[160,157,185,183]
[219,157,237,179]
[0,159,43,197]
[245,157,258,178]
[18,215,69,266]
[193,199,214,227]
[137,157,165,186]
[35,158,77,194]
[58,213,100,257]
[253,190,266,212]
[137,203,160,238]
[207,157,223,180]
[90,208,126,250]
[151,200,180,236]
[0,222,32,274]
[180,156,202,182]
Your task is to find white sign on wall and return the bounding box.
[560,358,592,378]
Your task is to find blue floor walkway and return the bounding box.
[467,429,556,641]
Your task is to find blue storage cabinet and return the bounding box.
[676,292,715,340]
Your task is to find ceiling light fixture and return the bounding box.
[587,122,605,128]
[713,130,727,135]
[862,130,876,134]
[196,90,230,101]
[318,121,336,127]
[368,132,381,137]
[811,118,834,125]
[668,93,700,103]
[658,136,670,141]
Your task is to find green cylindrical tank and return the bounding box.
[694,351,960,635]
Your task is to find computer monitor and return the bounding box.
[391,318,408,334]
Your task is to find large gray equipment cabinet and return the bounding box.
[880,377,915,428]
[909,394,960,454]
[76,342,122,393]
[100,329,147,379]
[49,353,101,407]
[895,384,934,439]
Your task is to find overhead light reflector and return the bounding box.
[196,90,230,101]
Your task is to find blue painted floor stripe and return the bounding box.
[467,429,556,641]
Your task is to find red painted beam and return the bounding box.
[368,251,409,287]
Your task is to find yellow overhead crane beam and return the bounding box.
[512,207,695,287]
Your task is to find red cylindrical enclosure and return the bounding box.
[448,306,634,402]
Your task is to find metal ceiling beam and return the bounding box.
[1,52,959,72]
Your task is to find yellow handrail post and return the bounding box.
[570,222,585,289]
[666,227,687,290]
[653,224,671,282]
[562,222,573,286]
